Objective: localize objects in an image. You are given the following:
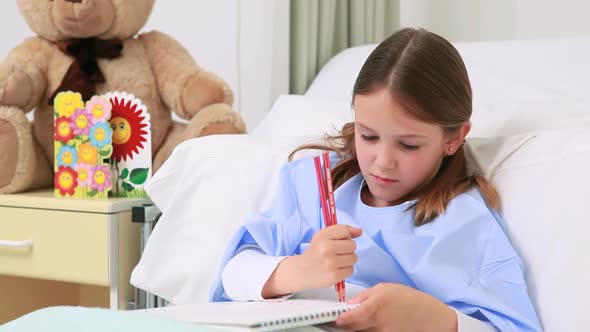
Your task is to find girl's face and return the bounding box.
[354,88,466,207]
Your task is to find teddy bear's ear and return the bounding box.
[16,0,155,41]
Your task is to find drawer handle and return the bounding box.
[0,240,33,248]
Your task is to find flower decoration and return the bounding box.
[86,95,112,122]
[90,165,112,192]
[54,117,74,143]
[54,91,84,118]
[74,163,93,187]
[77,142,98,165]
[89,122,112,148]
[109,96,149,162]
[55,166,78,196]
[70,108,93,136]
[56,146,78,167]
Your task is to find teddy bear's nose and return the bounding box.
[64,0,83,3]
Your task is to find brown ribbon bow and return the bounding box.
[49,37,123,105]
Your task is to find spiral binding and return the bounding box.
[255,307,350,331]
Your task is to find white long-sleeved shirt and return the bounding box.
[222,249,497,332]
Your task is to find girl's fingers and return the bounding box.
[347,287,374,304]
[335,267,354,281]
[321,225,363,240]
[322,224,355,240]
[333,253,358,268]
[335,301,377,331]
[347,225,363,238]
[332,239,357,254]
[337,295,377,322]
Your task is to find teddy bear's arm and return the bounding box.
[0,37,49,112]
[138,31,233,120]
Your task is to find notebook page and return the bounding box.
[135,299,357,330]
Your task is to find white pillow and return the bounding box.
[466,129,590,332]
[130,134,287,305]
[469,100,590,138]
[131,96,590,332]
[251,94,353,153]
[305,38,590,107]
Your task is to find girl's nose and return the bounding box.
[375,147,396,171]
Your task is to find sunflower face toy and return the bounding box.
[0,0,246,195]
[106,92,152,198]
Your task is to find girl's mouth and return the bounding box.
[373,175,397,184]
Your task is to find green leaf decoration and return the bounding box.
[87,190,98,197]
[122,182,134,192]
[100,148,112,157]
[121,168,129,180]
[129,168,149,185]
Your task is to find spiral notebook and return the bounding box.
[136,299,358,331]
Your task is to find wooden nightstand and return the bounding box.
[0,190,149,323]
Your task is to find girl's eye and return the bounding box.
[400,142,419,150]
[361,134,378,142]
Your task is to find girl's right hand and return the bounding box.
[261,225,362,299]
[297,225,362,289]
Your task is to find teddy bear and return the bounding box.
[0,0,246,194]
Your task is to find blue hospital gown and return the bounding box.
[209,155,542,331]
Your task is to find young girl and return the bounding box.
[210,28,542,331]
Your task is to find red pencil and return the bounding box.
[314,153,346,303]
[322,153,346,302]
[313,157,330,227]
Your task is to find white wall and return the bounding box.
[236,0,290,129]
[400,0,590,42]
[2,0,588,128]
[513,0,590,39]
[0,1,34,59]
[0,0,289,131]
[144,0,289,130]
[143,1,239,104]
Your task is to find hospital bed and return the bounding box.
[3,37,590,332]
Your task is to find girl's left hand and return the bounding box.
[334,283,457,332]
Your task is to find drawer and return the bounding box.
[0,206,109,286]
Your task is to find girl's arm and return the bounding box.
[221,248,290,301]
[209,157,358,302]
[262,225,361,299]
[209,161,310,302]
[221,225,362,301]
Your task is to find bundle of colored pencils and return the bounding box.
[313,152,346,303]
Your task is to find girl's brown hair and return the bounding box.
[290,28,499,226]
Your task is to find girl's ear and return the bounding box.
[444,122,471,155]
